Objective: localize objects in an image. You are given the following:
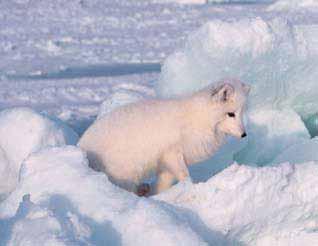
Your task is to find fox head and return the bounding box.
[209,79,250,138]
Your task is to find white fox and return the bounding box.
[78,78,250,196]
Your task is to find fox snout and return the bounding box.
[241,132,247,138]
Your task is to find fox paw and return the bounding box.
[137,183,151,197]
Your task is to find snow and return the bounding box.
[234,108,310,166]
[2,0,318,245]
[97,84,154,119]
[267,0,318,11]
[0,0,204,76]
[157,17,275,98]
[2,145,318,245]
[0,108,78,201]
[158,162,318,245]
[155,0,207,4]
[0,147,11,201]
[0,146,210,245]
[155,0,272,4]
[273,137,318,164]
[156,15,318,120]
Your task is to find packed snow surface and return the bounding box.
[2,0,318,245]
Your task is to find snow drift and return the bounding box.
[0,108,78,201]
[1,144,318,245]
[158,162,318,245]
[0,146,215,245]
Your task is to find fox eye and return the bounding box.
[227,112,235,118]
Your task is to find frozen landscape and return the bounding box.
[1,0,318,245]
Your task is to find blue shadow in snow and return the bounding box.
[7,63,161,80]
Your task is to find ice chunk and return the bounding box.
[234,108,310,166]
[303,113,318,137]
[157,14,318,158]
[273,137,318,164]
[156,16,318,119]
[157,17,275,98]
[0,107,79,199]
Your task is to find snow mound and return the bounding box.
[5,195,68,246]
[0,108,78,200]
[0,146,222,245]
[267,0,318,11]
[2,146,318,245]
[234,108,310,166]
[156,16,318,119]
[159,162,318,245]
[157,17,274,98]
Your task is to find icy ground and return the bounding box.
[2,0,318,245]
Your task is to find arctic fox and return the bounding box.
[78,78,250,196]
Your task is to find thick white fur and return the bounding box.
[78,78,250,195]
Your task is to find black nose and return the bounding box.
[241,132,247,138]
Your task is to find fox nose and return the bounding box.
[241,132,247,138]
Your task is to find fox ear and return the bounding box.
[242,83,251,95]
[212,83,234,102]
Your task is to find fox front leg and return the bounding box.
[154,169,175,194]
[158,148,190,191]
